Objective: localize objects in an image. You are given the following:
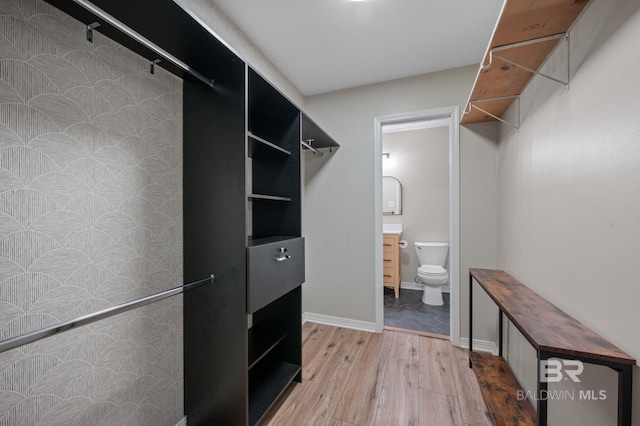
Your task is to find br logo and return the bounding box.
[541,360,584,382]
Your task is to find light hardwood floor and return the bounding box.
[262,322,492,426]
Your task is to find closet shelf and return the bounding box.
[248,131,292,157]
[248,194,292,202]
[460,0,590,126]
[301,113,339,153]
[249,362,301,426]
[248,327,287,370]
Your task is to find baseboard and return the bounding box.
[400,282,450,293]
[458,337,498,355]
[174,417,187,426]
[400,282,422,291]
[303,312,377,333]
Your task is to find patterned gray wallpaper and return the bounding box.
[0,0,184,424]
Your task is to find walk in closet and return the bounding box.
[43,0,338,425]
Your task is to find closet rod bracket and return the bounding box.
[482,33,570,90]
[465,95,520,130]
[77,0,214,88]
[150,58,161,74]
[300,139,323,156]
[86,22,100,42]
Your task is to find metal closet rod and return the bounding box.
[300,140,322,156]
[74,0,214,87]
[0,275,215,354]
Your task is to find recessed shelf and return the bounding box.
[249,361,301,426]
[248,235,299,247]
[248,131,292,157]
[248,326,287,369]
[248,193,291,202]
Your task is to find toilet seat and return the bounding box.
[418,265,447,276]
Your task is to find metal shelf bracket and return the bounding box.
[300,139,323,156]
[464,95,521,130]
[482,33,570,90]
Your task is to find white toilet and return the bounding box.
[414,242,449,306]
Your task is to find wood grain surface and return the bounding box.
[261,322,492,425]
[470,268,635,364]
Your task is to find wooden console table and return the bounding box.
[468,268,635,426]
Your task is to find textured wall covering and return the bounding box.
[0,0,184,424]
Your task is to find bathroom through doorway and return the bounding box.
[374,107,460,344]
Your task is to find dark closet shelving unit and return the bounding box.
[245,67,304,425]
[42,1,338,425]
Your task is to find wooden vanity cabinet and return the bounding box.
[383,234,400,298]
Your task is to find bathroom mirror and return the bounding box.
[382,176,402,215]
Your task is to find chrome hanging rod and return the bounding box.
[300,139,323,156]
[73,0,214,88]
[0,275,215,354]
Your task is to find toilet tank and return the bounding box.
[414,242,449,266]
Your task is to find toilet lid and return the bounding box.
[418,265,447,275]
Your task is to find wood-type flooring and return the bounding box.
[261,322,492,426]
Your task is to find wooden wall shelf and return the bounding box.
[461,0,590,126]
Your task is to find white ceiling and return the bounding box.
[211,0,505,96]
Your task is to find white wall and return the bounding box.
[304,67,499,341]
[496,0,640,424]
[460,122,500,342]
[382,126,450,284]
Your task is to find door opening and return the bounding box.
[374,107,460,346]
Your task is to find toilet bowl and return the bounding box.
[414,242,449,306]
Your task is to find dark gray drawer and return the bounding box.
[247,237,304,313]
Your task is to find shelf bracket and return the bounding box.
[482,33,570,90]
[300,139,323,156]
[464,95,520,130]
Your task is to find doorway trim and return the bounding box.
[374,106,460,346]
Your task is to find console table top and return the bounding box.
[470,268,635,365]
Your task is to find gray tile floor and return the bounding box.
[384,287,450,336]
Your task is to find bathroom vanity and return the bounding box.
[383,233,401,298]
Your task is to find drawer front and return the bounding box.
[383,267,396,284]
[383,241,396,254]
[247,237,305,313]
[383,235,399,253]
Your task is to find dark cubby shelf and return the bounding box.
[248,326,287,369]
[248,235,299,247]
[248,131,292,157]
[249,361,301,426]
[248,193,292,202]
